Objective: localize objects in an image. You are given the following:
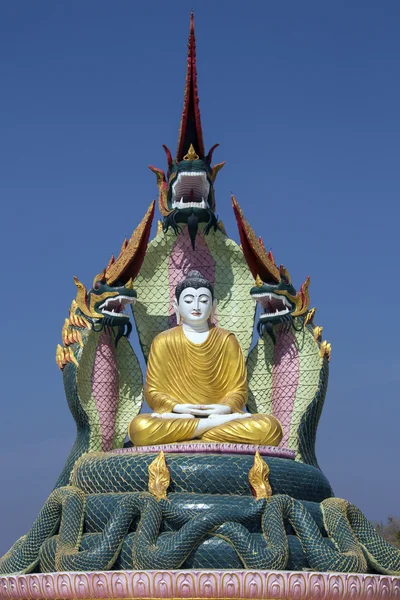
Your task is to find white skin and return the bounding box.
[152,286,248,436]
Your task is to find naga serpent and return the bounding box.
[53,201,154,486]
[0,452,399,575]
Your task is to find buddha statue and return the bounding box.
[128,271,283,446]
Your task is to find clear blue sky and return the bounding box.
[0,1,399,554]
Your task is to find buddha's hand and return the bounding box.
[152,412,195,419]
[172,404,215,416]
[196,404,232,416]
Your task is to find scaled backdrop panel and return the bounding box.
[133,225,256,361]
[246,324,325,463]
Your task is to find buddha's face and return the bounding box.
[177,287,214,326]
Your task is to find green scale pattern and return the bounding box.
[71,452,334,501]
[247,322,329,466]
[1,452,400,576]
[133,226,256,361]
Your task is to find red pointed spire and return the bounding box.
[176,12,205,161]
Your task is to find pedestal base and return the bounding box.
[1,570,399,600]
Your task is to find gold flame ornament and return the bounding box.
[211,161,225,183]
[248,451,272,500]
[304,307,317,327]
[313,326,323,342]
[255,274,264,287]
[55,344,79,371]
[68,300,90,329]
[320,340,332,362]
[148,451,170,501]
[73,277,105,319]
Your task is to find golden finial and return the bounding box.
[248,452,272,500]
[320,340,332,362]
[183,143,199,161]
[255,274,264,287]
[148,451,170,501]
[125,277,134,290]
[313,326,323,341]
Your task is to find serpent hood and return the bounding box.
[68,201,154,347]
[232,196,311,342]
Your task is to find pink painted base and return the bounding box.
[112,442,295,460]
[1,570,399,600]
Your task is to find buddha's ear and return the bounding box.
[173,298,181,325]
[210,298,217,322]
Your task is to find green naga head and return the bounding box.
[72,201,154,345]
[232,196,311,343]
[149,13,225,249]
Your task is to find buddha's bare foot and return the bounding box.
[152,412,195,419]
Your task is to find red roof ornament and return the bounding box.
[176,12,205,161]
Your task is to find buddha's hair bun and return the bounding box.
[175,270,214,300]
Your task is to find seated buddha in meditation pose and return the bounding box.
[128,271,283,447]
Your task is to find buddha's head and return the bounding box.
[174,270,217,327]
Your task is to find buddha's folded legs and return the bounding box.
[200,414,283,446]
[128,413,283,447]
[128,414,199,446]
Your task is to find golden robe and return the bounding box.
[128,326,283,446]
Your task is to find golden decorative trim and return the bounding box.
[62,318,71,345]
[149,166,166,191]
[248,451,272,500]
[62,318,83,347]
[148,451,170,500]
[73,277,103,319]
[105,201,155,285]
[55,344,79,370]
[211,161,225,183]
[320,340,332,362]
[88,289,119,317]
[275,276,311,317]
[183,143,199,161]
[304,307,316,326]
[254,274,264,287]
[68,300,90,329]
[125,277,134,290]
[157,220,163,235]
[313,325,323,342]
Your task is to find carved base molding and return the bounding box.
[114,443,296,459]
[1,570,399,600]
